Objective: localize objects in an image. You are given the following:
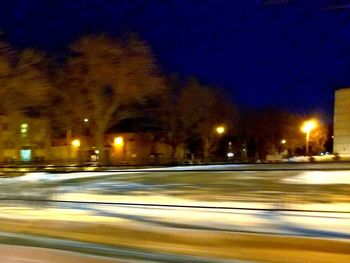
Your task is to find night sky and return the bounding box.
[1,0,350,119]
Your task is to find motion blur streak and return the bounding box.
[0,165,349,262]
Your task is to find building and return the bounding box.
[105,118,184,165]
[0,115,183,165]
[334,88,350,155]
[0,115,50,163]
[106,132,177,165]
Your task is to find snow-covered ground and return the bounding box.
[13,171,138,182]
[284,170,350,184]
[0,195,349,240]
[0,166,350,241]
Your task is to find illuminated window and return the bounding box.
[21,123,28,138]
[20,123,28,138]
[20,149,31,162]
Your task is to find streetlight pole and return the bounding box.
[301,120,317,157]
[203,125,225,162]
[305,131,310,156]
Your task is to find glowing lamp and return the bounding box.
[301,120,317,133]
[216,126,225,134]
[114,136,124,146]
[71,139,80,147]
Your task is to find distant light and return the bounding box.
[114,136,124,146]
[242,148,246,152]
[72,139,80,147]
[95,150,99,154]
[216,126,225,134]
[84,118,89,123]
[227,152,234,158]
[281,139,286,144]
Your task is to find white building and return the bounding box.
[334,88,350,154]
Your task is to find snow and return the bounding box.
[1,166,350,240]
[0,195,349,240]
[138,164,249,171]
[284,171,350,185]
[6,171,138,183]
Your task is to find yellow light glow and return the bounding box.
[71,139,80,147]
[281,139,286,144]
[216,126,225,134]
[301,120,317,133]
[114,136,124,146]
[84,118,89,123]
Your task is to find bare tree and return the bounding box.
[0,45,52,115]
[0,44,54,161]
[59,34,162,163]
[158,77,237,161]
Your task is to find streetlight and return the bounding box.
[83,118,89,123]
[281,139,286,144]
[301,120,317,156]
[216,126,225,134]
[71,139,81,147]
[114,136,124,146]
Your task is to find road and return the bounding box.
[0,164,349,262]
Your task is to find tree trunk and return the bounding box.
[95,131,106,166]
[0,117,3,163]
[44,120,52,164]
[171,143,177,162]
[66,128,72,163]
[203,135,210,162]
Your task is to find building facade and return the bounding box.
[107,132,184,165]
[0,115,183,165]
[334,88,350,155]
[0,115,50,163]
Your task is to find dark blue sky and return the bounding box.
[1,0,350,118]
